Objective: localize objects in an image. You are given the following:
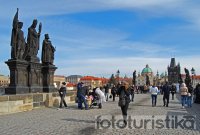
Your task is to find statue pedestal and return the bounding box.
[28,62,43,93]
[25,55,40,63]
[42,64,57,93]
[5,59,29,94]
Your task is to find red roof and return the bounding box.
[66,83,76,87]
[80,76,109,81]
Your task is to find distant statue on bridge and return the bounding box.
[184,68,191,87]
[132,70,136,85]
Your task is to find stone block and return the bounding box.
[40,102,45,107]
[0,96,9,102]
[7,100,24,112]
[19,103,33,111]
[9,94,32,104]
[52,92,59,97]
[33,102,40,108]
[0,101,9,113]
[33,94,43,102]
[53,98,60,107]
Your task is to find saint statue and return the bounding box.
[41,34,56,65]
[10,9,26,60]
[17,22,26,59]
[27,19,42,57]
[11,8,18,59]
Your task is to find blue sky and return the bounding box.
[0,0,200,77]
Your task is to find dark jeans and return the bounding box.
[59,91,67,108]
[121,103,129,123]
[171,92,175,100]
[163,95,169,106]
[77,94,88,109]
[151,94,157,106]
[187,96,192,107]
[181,95,187,107]
[112,93,116,101]
[105,93,109,101]
[131,93,134,102]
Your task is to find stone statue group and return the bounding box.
[11,8,55,64]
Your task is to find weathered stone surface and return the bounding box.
[33,94,43,102]
[19,103,33,111]
[0,96,8,102]
[5,59,29,94]
[0,92,75,114]
[33,103,40,108]
[9,94,32,104]
[53,98,59,107]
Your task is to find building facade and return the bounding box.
[0,75,10,87]
[54,75,66,89]
[66,75,82,84]
[136,64,154,86]
[80,76,108,88]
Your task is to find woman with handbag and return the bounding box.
[117,81,131,126]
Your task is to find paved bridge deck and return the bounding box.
[0,94,200,135]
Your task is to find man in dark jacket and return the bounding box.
[58,82,67,109]
[170,84,176,100]
[104,84,109,101]
[77,82,89,110]
[111,85,117,101]
[163,82,170,107]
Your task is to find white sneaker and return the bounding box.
[57,108,62,110]
[182,106,185,109]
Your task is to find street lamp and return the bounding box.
[191,67,195,87]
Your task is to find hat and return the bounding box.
[62,82,66,85]
[45,34,49,39]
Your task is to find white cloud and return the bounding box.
[55,56,200,77]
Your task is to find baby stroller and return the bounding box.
[88,91,101,108]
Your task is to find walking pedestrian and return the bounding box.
[170,84,176,100]
[130,85,135,102]
[117,81,131,126]
[149,84,159,107]
[187,83,193,108]
[58,82,67,109]
[104,84,109,101]
[162,82,170,107]
[77,82,89,110]
[111,85,117,101]
[180,83,188,108]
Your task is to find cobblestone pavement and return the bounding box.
[0,94,200,135]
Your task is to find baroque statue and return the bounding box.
[10,8,26,60]
[26,19,42,57]
[132,70,136,85]
[41,34,56,65]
